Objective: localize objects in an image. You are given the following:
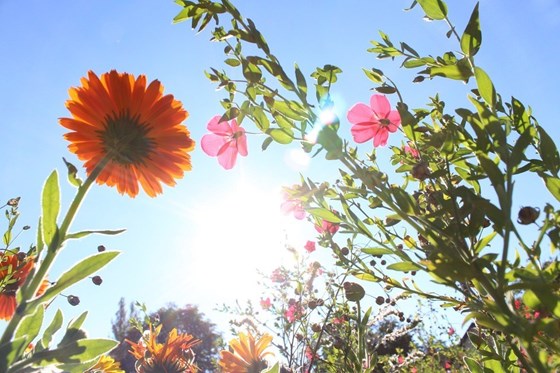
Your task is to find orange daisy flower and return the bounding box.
[60,70,195,197]
[127,325,200,373]
[219,332,274,373]
[85,355,124,373]
[0,252,34,320]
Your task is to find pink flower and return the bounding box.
[304,240,316,253]
[448,327,455,336]
[314,219,339,235]
[201,115,248,169]
[260,297,272,310]
[280,196,306,220]
[397,355,404,365]
[271,268,287,283]
[347,94,401,147]
[411,368,418,373]
[284,303,304,323]
[404,143,420,158]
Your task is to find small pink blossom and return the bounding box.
[280,195,306,220]
[411,368,418,373]
[284,303,304,323]
[304,240,316,253]
[314,219,339,235]
[397,355,404,365]
[201,115,248,169]
[514,299,522,310]
[404,143,420,158]
[260,297,271,310]
[448,327,455,336]
[270,268,287,283]
[347,94,401,147]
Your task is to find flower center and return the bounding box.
[100,111,154,165]
[379,118,391,126]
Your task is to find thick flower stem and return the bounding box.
[0,159,106,357]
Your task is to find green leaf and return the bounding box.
[241,60,262,83]
[474,231,497,254]
[429,58,472,81]
[261,136,273,151]
[537,126,560,176]
[294,64,307,96]
[262,362,280,373]
[464,357,483,373]
[461,3,481,57]
[15,305,44,347]
[31,251,120,307]
[224,58,240,67]
[417,0,448,20]
[66,229,126,240]
[344,282,365,302]
[267,128,293,144]
[32,339,118,367]
[252,105,270,132]
[39,309,64,351]
[387,262,422,272]
[543,175,560,202]
[0,336,28,371]
[361,247,393,256]
[474,67,495,108]
[362,68,384,83]
[63,157,82,187]
[41,170,60,247]
[307,208,341,223]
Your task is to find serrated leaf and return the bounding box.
[307,208,341,223]
[474,67,495,109]
[30,252,119,307]
[41,170,60,247]
[387,261,422,272]
[417,0,448,20]
[461,3,481,57]
[65,229,126,240]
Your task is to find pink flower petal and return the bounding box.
[217,144,239,170]
[387,110,402,127]
[201,133,227,156]
[373,128,389,147]
[370,95,391,117]
[236,130,248,156]
[347,103,374,125]
[206,115,232,135]
[351,123,379,143]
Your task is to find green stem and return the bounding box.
[0,159,106,352]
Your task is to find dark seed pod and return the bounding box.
[92,276,103,286]
[517,206,540,225]
[67,295,80,306]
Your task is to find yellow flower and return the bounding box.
[85,355,124,373]
[219,332,274,373]
[127,325,200,373]
[60,70,195,197]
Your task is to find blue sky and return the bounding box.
[1,0,559,341]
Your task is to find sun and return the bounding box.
[168,176,306,307]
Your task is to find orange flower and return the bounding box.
[219,332,274,373]
[60,70,195,197]
[85,355,124,373]
[127,325,200,373]
[0,252,34,320]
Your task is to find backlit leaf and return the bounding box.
[417,0,448,20]
[460,3,481,57]
[474,67,495,109]
[41,170,60,248]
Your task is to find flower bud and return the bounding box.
[92,276,103,285]
[97,245,106,252]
